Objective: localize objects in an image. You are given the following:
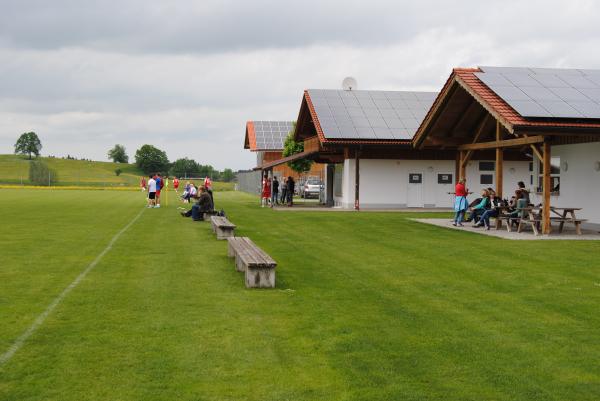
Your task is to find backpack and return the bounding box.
[217,209,226,217]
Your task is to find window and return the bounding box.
[480,174,493,185]
[438,174,453,184]
[537,156,560,193]
[409,173,422,184]
[479,161,495,171]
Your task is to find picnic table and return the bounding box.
[497,206,585,235]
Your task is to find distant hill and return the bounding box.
[0,154,145,187]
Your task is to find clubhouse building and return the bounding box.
[243,66,600,229]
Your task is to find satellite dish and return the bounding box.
[342,77,357,91]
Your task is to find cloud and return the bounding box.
[0,0,599,170]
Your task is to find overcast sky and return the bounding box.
[1,0,599,170]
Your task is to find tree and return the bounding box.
[29,160,57,186]
[282,125,313,174]
[108,144,129,163]
[221,168,235,182]
[15,132,42,159]
[169,158,201,178]
[115,168,122,176]
[134,144,169,174]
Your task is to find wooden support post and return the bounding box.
[542,141,551,234]
[459,151,466,181]
[495,121,503,198]
[455,151,461,183]
[354,149,360,210]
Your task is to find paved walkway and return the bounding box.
[412,218,600,240]
[273,206,453,213]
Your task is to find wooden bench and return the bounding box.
[550,217,588,235]
[210,216,236,239]
[227,237,277,288]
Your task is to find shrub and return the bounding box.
[29,160,58,186]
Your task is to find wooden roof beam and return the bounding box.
[458,135,545,151]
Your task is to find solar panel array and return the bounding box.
[252,121,295,150]
[476,66,600,118]
[307,89,437,140]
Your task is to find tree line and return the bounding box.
[13,132,235,182]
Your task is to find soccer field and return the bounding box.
[1,189,599,400]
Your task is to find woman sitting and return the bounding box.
[468,189,490,226]
[475,191,503,230]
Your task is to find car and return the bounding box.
[300,178,323,198]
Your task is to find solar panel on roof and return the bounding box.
[250,120,294,150]
[475,66,600,118]
[306,89,437,140]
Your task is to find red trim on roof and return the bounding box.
[245,121,257,150]
[457,68,600,130]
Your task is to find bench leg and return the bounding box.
[215,227,234,240]
[227,243,236,258]
[245,267,275,288]
[235,255,246,272]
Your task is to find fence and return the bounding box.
[236,170,262,194]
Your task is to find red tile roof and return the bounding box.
[455,68,600,130]
[245,121,257,150]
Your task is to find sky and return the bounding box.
[1,0,599,170]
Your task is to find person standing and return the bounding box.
[286,176,295,206]
[280,177,287,205]
[173,177,180,193]
[155,173,163,208]
[261,174,271,207]
[147,175,157,208]
[453,178,468,226]
[141,176,147,192]
[271,176,280,206]
[204,176,213,204]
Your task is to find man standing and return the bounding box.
[147,174,157,208]
[271,176,279,206]
[173,177,180,193]
[155,173,163,208]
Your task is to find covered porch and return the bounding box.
[413,67,600,234]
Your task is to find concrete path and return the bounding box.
[412,218,600,241]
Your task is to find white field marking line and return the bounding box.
[0,208,145,366]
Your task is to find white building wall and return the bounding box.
[462,159,531,199]
[334,158,530,209]
[530,142,600,225]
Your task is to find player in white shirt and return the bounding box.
[147,175,157,208]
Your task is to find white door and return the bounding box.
[407,173,423,207]
[436,173,454,208]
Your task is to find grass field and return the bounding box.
[1,189,599,400]
[0,155,234,191]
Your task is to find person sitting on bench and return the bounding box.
[468,189,490,225]
[181,186,213,221]
[475,191,503,230]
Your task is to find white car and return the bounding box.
[300,178,323,198]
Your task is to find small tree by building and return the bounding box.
[108,144,129,163]
[15,132,42,159]
[282,125,313,174]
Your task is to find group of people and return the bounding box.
[145,173,165,208]
[261,175,296,207]
[453,179,531,230]
[180,177,213,204]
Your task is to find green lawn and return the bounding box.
[1,189,599,400]
[0,155,235,190]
